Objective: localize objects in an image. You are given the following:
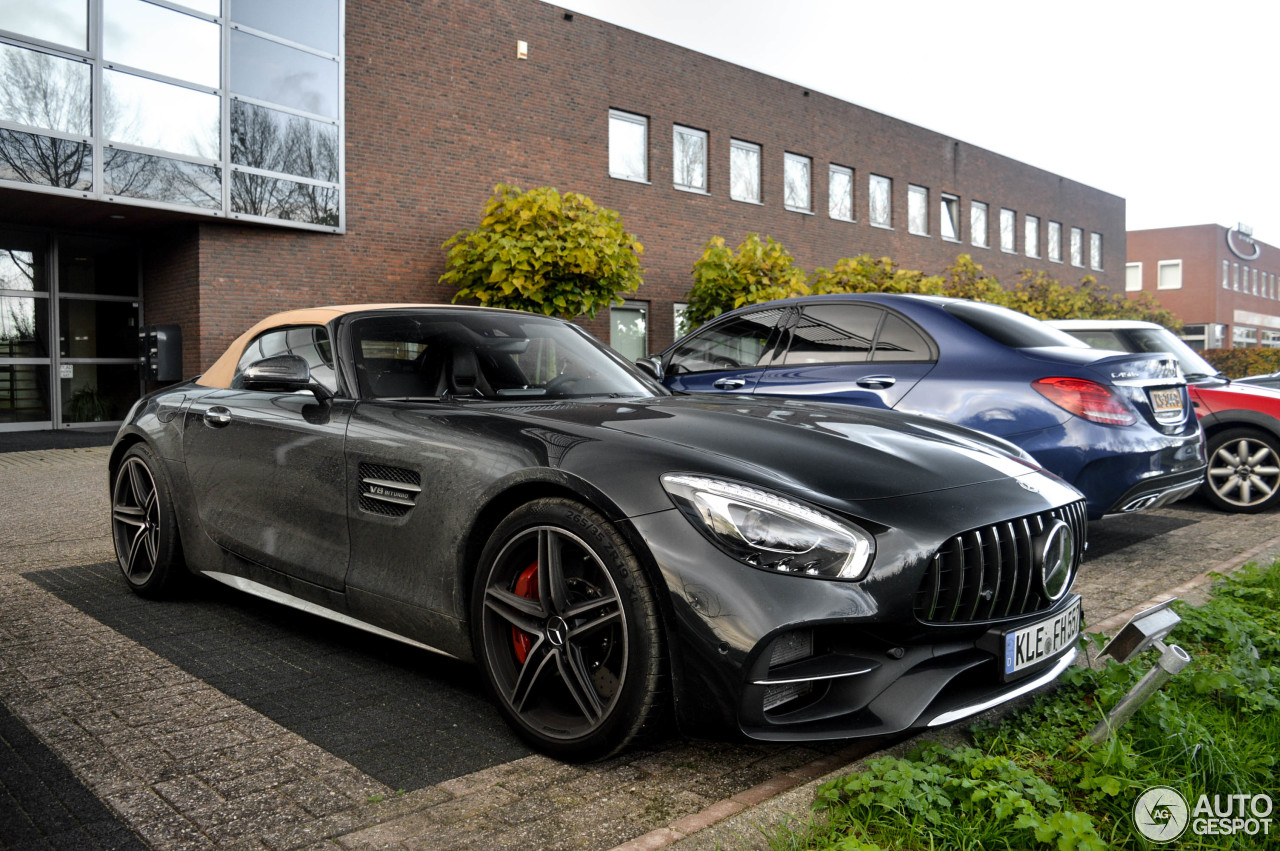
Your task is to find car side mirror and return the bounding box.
[242,355,332,401]
[635,356,664,382]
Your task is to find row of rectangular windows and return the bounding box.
[1222,260,1279,299]
[1125,261,1280,300]
[609,109,1105,270]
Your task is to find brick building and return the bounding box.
[1,0,1125,432]
[1126,224,1280,349]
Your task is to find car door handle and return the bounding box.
[856,375,897,389]
[713,378,747,390]
[204,406,232,428]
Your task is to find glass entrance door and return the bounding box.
[56,236,142,427]
[0,229,52,430]
[0,229,142,432]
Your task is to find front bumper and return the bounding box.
[628,475,1087,742]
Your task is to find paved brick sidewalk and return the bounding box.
[3,446,1279,850]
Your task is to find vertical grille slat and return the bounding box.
[915,500,1087,624]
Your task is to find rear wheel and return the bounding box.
[111,444,186,596]
[1202,428,1280,513]
[471,498,667,761]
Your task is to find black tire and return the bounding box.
[471,498,667,761]
[1201,428,1280,513]
[111,443,186,596]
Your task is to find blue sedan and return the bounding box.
[647,294,1206,519]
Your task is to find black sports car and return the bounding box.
[110,305,1087,760]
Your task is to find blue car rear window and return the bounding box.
[944,302,1086,349]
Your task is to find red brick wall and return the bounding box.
[176,0,1128,369]
[139,225,201,377]
[1127,225,1280,346]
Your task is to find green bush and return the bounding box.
[1201,347,1280,379]
[683,236,1182,332]
[442,184,644,320]
[682,234,807,332]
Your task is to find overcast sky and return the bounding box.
[556,0,1280,248]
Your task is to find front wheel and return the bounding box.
[1201,428,1280,513]
[471,498,667,761]
[111,443,186,596]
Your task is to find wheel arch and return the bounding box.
[107,429,149,484]
[1198,410,1280,443]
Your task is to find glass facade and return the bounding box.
[0,0,345,232]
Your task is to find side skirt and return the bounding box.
[201,570,460,660]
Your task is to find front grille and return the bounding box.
[358,463,422,517]
[914,500,1086,624]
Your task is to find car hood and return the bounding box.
[506,394,1064,503]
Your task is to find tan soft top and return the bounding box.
[197,304,445,389]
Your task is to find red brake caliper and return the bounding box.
[512,561,539,664]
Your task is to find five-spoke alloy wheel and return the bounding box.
[111,444,184,595]
[1203,428,1280,513]
[472,498,666,760]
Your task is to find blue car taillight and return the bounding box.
[1033,377,1137,426]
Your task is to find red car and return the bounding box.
[1051,320,1280,513]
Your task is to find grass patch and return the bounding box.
[776,561,1280,850]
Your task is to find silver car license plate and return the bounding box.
[1004,599,1082,675]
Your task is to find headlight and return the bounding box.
[661,474,875,580]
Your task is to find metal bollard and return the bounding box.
[1086,642,1191,744]
[1083,600,1192,745]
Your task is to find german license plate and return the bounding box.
[1004,599,1082,675]
[1148,388,1184,416]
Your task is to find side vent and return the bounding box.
[358,463,422,517]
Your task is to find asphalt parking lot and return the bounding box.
[3,443,1279,850]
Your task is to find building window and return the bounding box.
[672,125,707,192]
[869,174,891,227]
[610,300,648,360]
[829,165,854,221]
[940,194,960,241]
[673,302,689,338]
[1223,260,1230,289]
[999,209,1016,253]
[729,139,760,203]
[1070,227,1084,267]
[1233,263,1239,290]
[908,184,928,235]
[1125,262,1142,292]
[970,201,988,247]
[1157,259,1182,290]
[1048,221,1062,263]
[1263,330,1280,348]
[1234,326,1258,347]
[1090,233,1103,270]
[784,152,811,212]
[1025,215,1040,258]
[0,1,344,230]
[1253,268,1260,295]
[609,109,647,182]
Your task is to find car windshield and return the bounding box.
[944,301,1088,349]
[349,311,662,400]
[1121,328,1220,379]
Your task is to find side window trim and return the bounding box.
[662,306,790,374]
[870,308,939,363]
[778,304,883,366]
